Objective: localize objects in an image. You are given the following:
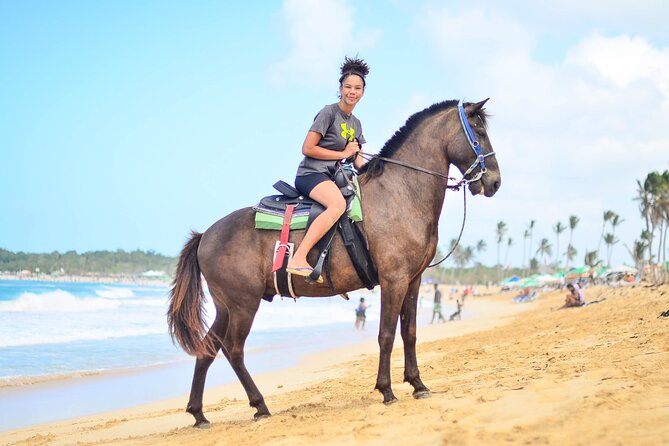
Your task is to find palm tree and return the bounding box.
[603,233,618,266]
[476,239,487,254]
[584,250,600,268]
[452,245,474,269]
[566,244,578,268]
[598,210,615,260]
[624,239,648,274]
[495,221,507,268]
[567,215,579,268]
[635,179,654,264]
[608,213,624,265]
[522,229,531,274]
[553,222,566,268]
[527,220,536,266]
[535,238,552,265]
[504,237,514,269]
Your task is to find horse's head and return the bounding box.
[449,99,501,197]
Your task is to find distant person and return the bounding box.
[431,284,445,323]
[449,299,462,321]
[559,283,585,309]
[355,297,370,330]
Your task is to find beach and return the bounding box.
[2,284,668,445]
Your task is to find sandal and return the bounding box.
[286,266,324,284]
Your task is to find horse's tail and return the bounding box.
[167,231,213,357]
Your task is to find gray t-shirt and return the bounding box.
[296,103,366,177]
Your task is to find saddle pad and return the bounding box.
[255,212,309,230]
[255,193,363,231]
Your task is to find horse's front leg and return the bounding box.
[400,276,431,399]
[375,279,409,404]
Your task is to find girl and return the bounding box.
[286,56,369,280]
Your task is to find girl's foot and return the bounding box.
[285,266,323,284]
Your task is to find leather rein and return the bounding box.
[356,100,496,267]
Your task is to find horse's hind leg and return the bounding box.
[400,276,431,399]
[186,308,228,428]
[220,300,270,420]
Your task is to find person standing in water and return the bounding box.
[355,297,370,330]
[431,283,445,323]
[286,56,369,280]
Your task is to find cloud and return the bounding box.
[566,32,669,107]
[269,0,381,88]
[412,4,669,266]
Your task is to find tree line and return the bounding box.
[0,248,177,276]
[425,169,669,284]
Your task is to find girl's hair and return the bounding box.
[339,56,370,88]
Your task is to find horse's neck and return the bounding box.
[361,141,451,226]
[366,116,453,222]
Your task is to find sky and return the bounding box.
[1,0,668,269]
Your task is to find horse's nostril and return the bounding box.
[493,181,500,192]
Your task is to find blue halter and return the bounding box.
[457,100,495,181]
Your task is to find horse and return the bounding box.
[168,99,501,427]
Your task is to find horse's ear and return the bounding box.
[469,98,490,114]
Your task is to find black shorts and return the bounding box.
[295,173,331,197]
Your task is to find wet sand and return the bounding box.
[2,284,668,445]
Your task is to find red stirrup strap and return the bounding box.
[272,204,296,272]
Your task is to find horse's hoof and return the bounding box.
[383,397,399,406]
[413,390,432,400]
[254,413,271,421]
[193,420,211,429]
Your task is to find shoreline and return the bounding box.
[0,290,534,439]
[0,274,171,287]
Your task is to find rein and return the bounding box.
[355,100,494,267]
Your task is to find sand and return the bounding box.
[2,284,668,445]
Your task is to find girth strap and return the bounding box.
[272,204,296,272]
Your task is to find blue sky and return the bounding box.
[1,0,667,269]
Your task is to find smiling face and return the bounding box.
[339,74,365,109]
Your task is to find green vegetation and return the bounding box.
[0,248,176,276]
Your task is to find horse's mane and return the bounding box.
[359,100,489,179]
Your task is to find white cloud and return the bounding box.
[269,0,381,87]
[412,4,668,267]
[566,32,669,107]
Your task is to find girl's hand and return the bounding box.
[343,140,361,158]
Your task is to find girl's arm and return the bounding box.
[302,131,360,160]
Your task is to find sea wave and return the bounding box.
[94,287,136,299]
[0,290,121,313]
[0,326,168,348]
[0,290,167,313]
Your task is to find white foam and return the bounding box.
[0,325,168,348]
[94,287,136,299]
[0,290,120,313]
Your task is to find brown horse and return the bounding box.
[168,99,501,427]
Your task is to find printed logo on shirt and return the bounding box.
[340,123,355,141]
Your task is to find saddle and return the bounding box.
[254,164,378,298]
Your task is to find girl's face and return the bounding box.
[339,74,365,107]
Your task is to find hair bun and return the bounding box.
[340,56,370,78]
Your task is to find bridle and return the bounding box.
[358,100,495,188]
[356,100,497,267]
[457,100,496,184]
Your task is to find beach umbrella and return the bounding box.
[519,278,540,288]
[535,273,559,284]
[608,265,638,274]
[568,265,591,275]
[499,276,521,286]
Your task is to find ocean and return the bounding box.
[0,279,386,431]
